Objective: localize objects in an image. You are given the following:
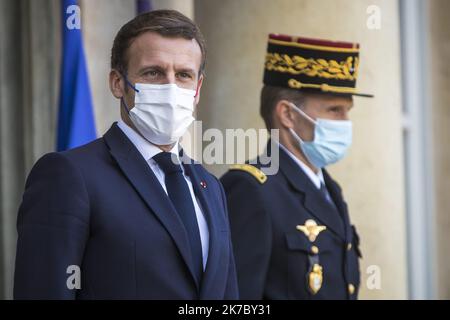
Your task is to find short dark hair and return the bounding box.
[111,9,206,76]
[260,85,307,130]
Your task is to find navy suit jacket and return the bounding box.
[221,142,361,300]
[14,123,238,300]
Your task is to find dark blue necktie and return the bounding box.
[320,182,341,216]
[153,152,203,283]
[319,182,335,207]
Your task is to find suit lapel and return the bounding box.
[182,161,228,299]
[278,146,346,241]
[103,123,200,290]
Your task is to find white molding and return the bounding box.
[399,0,437,300]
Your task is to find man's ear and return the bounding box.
[109,69,124,99]
[194,74,204,106]
[275,100,296,129]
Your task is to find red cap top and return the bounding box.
[269,33,359,50]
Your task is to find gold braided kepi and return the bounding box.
[263,34,373,97]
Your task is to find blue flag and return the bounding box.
[57,0,96,151]
[137,0,153,15]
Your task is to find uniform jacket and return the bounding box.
[221,142,361,300]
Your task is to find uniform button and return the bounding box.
[311,245,319,254]
[347,243,352,251]
[348,283,355,295]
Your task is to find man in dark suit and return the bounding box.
[221,34,373,300]
[14,10,238,300]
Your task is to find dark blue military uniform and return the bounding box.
[221,142,362,299]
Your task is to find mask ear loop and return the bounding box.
[288,102,318,145]
[121,72,139,93]
[120,97,131,115]
[289,102,317,125]
[119,72,139,115]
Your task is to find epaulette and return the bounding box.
[229,164,267,184]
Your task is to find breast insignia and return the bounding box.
[296,219,327,242]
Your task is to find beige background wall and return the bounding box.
[82,0,134,135]
[429,0,450,300]
[195,0,407,299]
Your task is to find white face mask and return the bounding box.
[122,82,196,145]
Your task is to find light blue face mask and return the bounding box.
[289,102,353,168]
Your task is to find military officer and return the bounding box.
[221,34,373,300]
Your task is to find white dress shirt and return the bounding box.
[277,141,325,190]
[117,120,209,269]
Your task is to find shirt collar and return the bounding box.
[117,120,179,162]
[277,141,324,189]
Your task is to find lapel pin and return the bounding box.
[296,219,327,242]
[200,181,207,189]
